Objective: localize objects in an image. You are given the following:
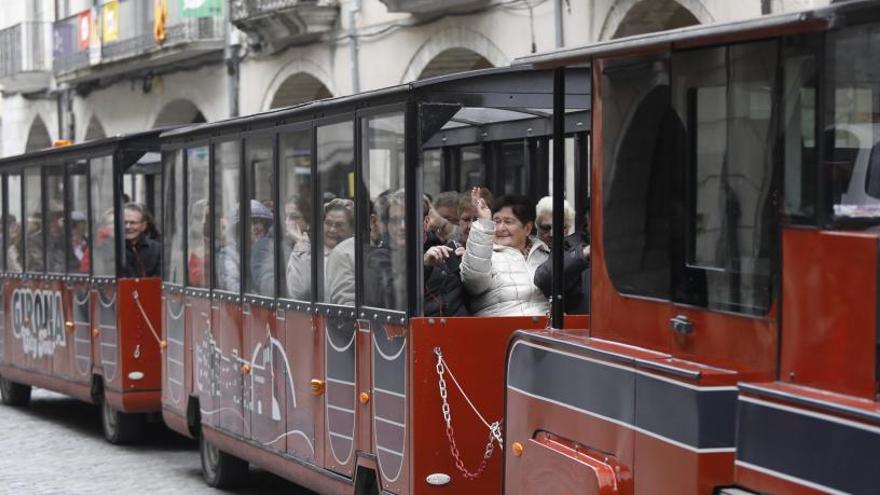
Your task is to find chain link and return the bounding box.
[434,347,503,480]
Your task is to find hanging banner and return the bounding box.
[88,7,102,65]
[77,10,91,50]
[102,1,119,42]
[154,0,167,43]
[53,21,75,59]
[180,0,222,18]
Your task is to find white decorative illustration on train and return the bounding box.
[11,288,65,358]
[196,320,313,455]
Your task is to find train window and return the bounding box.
[244,135,275,297]
[187,146,210,288]
[214,140,242,293]
[361,112,407,312]
[601,55,673,301]
[68,160,89,274]
[45,165,66,273]
[824,23,880,226]
[423,149,442,200]
[90,155,115,277]
[280,128,314,302]
[163,150,185,285]
[0,176,4,271]
[6,175,22,273]
[316,121,355,305]
[673,40,778,314]
[460,145,484,189]
[782,37,818,222]
[23,168,44,273]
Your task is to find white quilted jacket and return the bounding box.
[460,218,550,316]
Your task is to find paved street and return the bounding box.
[0,389,312,495]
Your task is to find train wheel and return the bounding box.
[100,396,143,444]
[200,434,249,488]
[0,376,31,407]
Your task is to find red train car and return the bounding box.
[507,1,879,493]
[158,67,590,493]
[0,131,165,444]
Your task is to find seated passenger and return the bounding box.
[217,212,241,292]
[46,201,66,273]
[282,196,310,262]
[286,198,354,301]
[122,203,161,278]
[363,190,407,310]
[460,189,549,316]
[6,215,22,272]
[188,199,208,286]
[423,196,469,317]
[457,187,493,247]
[68,211,88,272]
[249,200,275,295]
[369,191,392,247]
[26,211,44,271]
[432,191,462,242]
[532,197,591,314]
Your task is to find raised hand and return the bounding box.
[471,186,491,220]
[424,244,454,266]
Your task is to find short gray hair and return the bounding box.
[535,196,575,233]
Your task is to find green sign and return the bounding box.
[180,0,222,18]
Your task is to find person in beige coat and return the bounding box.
[460,188,550,316]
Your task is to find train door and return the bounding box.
[89,155,122,395]
[162,148,188,418]
[241,133,285,447]
[183,145,211,421]
[67,160,93,386]
[207,139,246,439]
[277,126,321,463]
[315,118,359,478]
[358,109,409,492]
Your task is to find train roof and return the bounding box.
[0,128,169,168]
[160,65,590,143]
[514,0,880,68]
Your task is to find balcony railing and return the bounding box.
[378,0,490,15]
[230,0,339,53]
[0,22,53,93]
[53,1,225,83]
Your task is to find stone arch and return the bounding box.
[400,27,508,84]
[416,48,494,81]
[262,59,336,112]
[84,116,106,141]
[269,73,333,109]
[599,0,712,41]
[25,115,52,152]
[152,99,206,128]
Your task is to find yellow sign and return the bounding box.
[102,1,118,42]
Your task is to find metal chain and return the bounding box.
[434,347,503,480]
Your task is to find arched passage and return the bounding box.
[601,0,709,40]
[84,117,106,141]
[416,48,493,80]
[269,73,333,109]
[400,27,508,83]
[153,99,206,128]
[25,116,52,152]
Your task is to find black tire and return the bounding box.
[0,376,31,407]
[100,396,143,444]
[200,433,249,488]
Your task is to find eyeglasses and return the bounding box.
[124,220,144,226]
[537,223,552,233]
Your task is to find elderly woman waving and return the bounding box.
[460,187,550,316]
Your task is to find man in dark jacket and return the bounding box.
[122,203,161,278]
[422,196,469,317]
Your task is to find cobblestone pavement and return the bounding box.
[0,388,314,495]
